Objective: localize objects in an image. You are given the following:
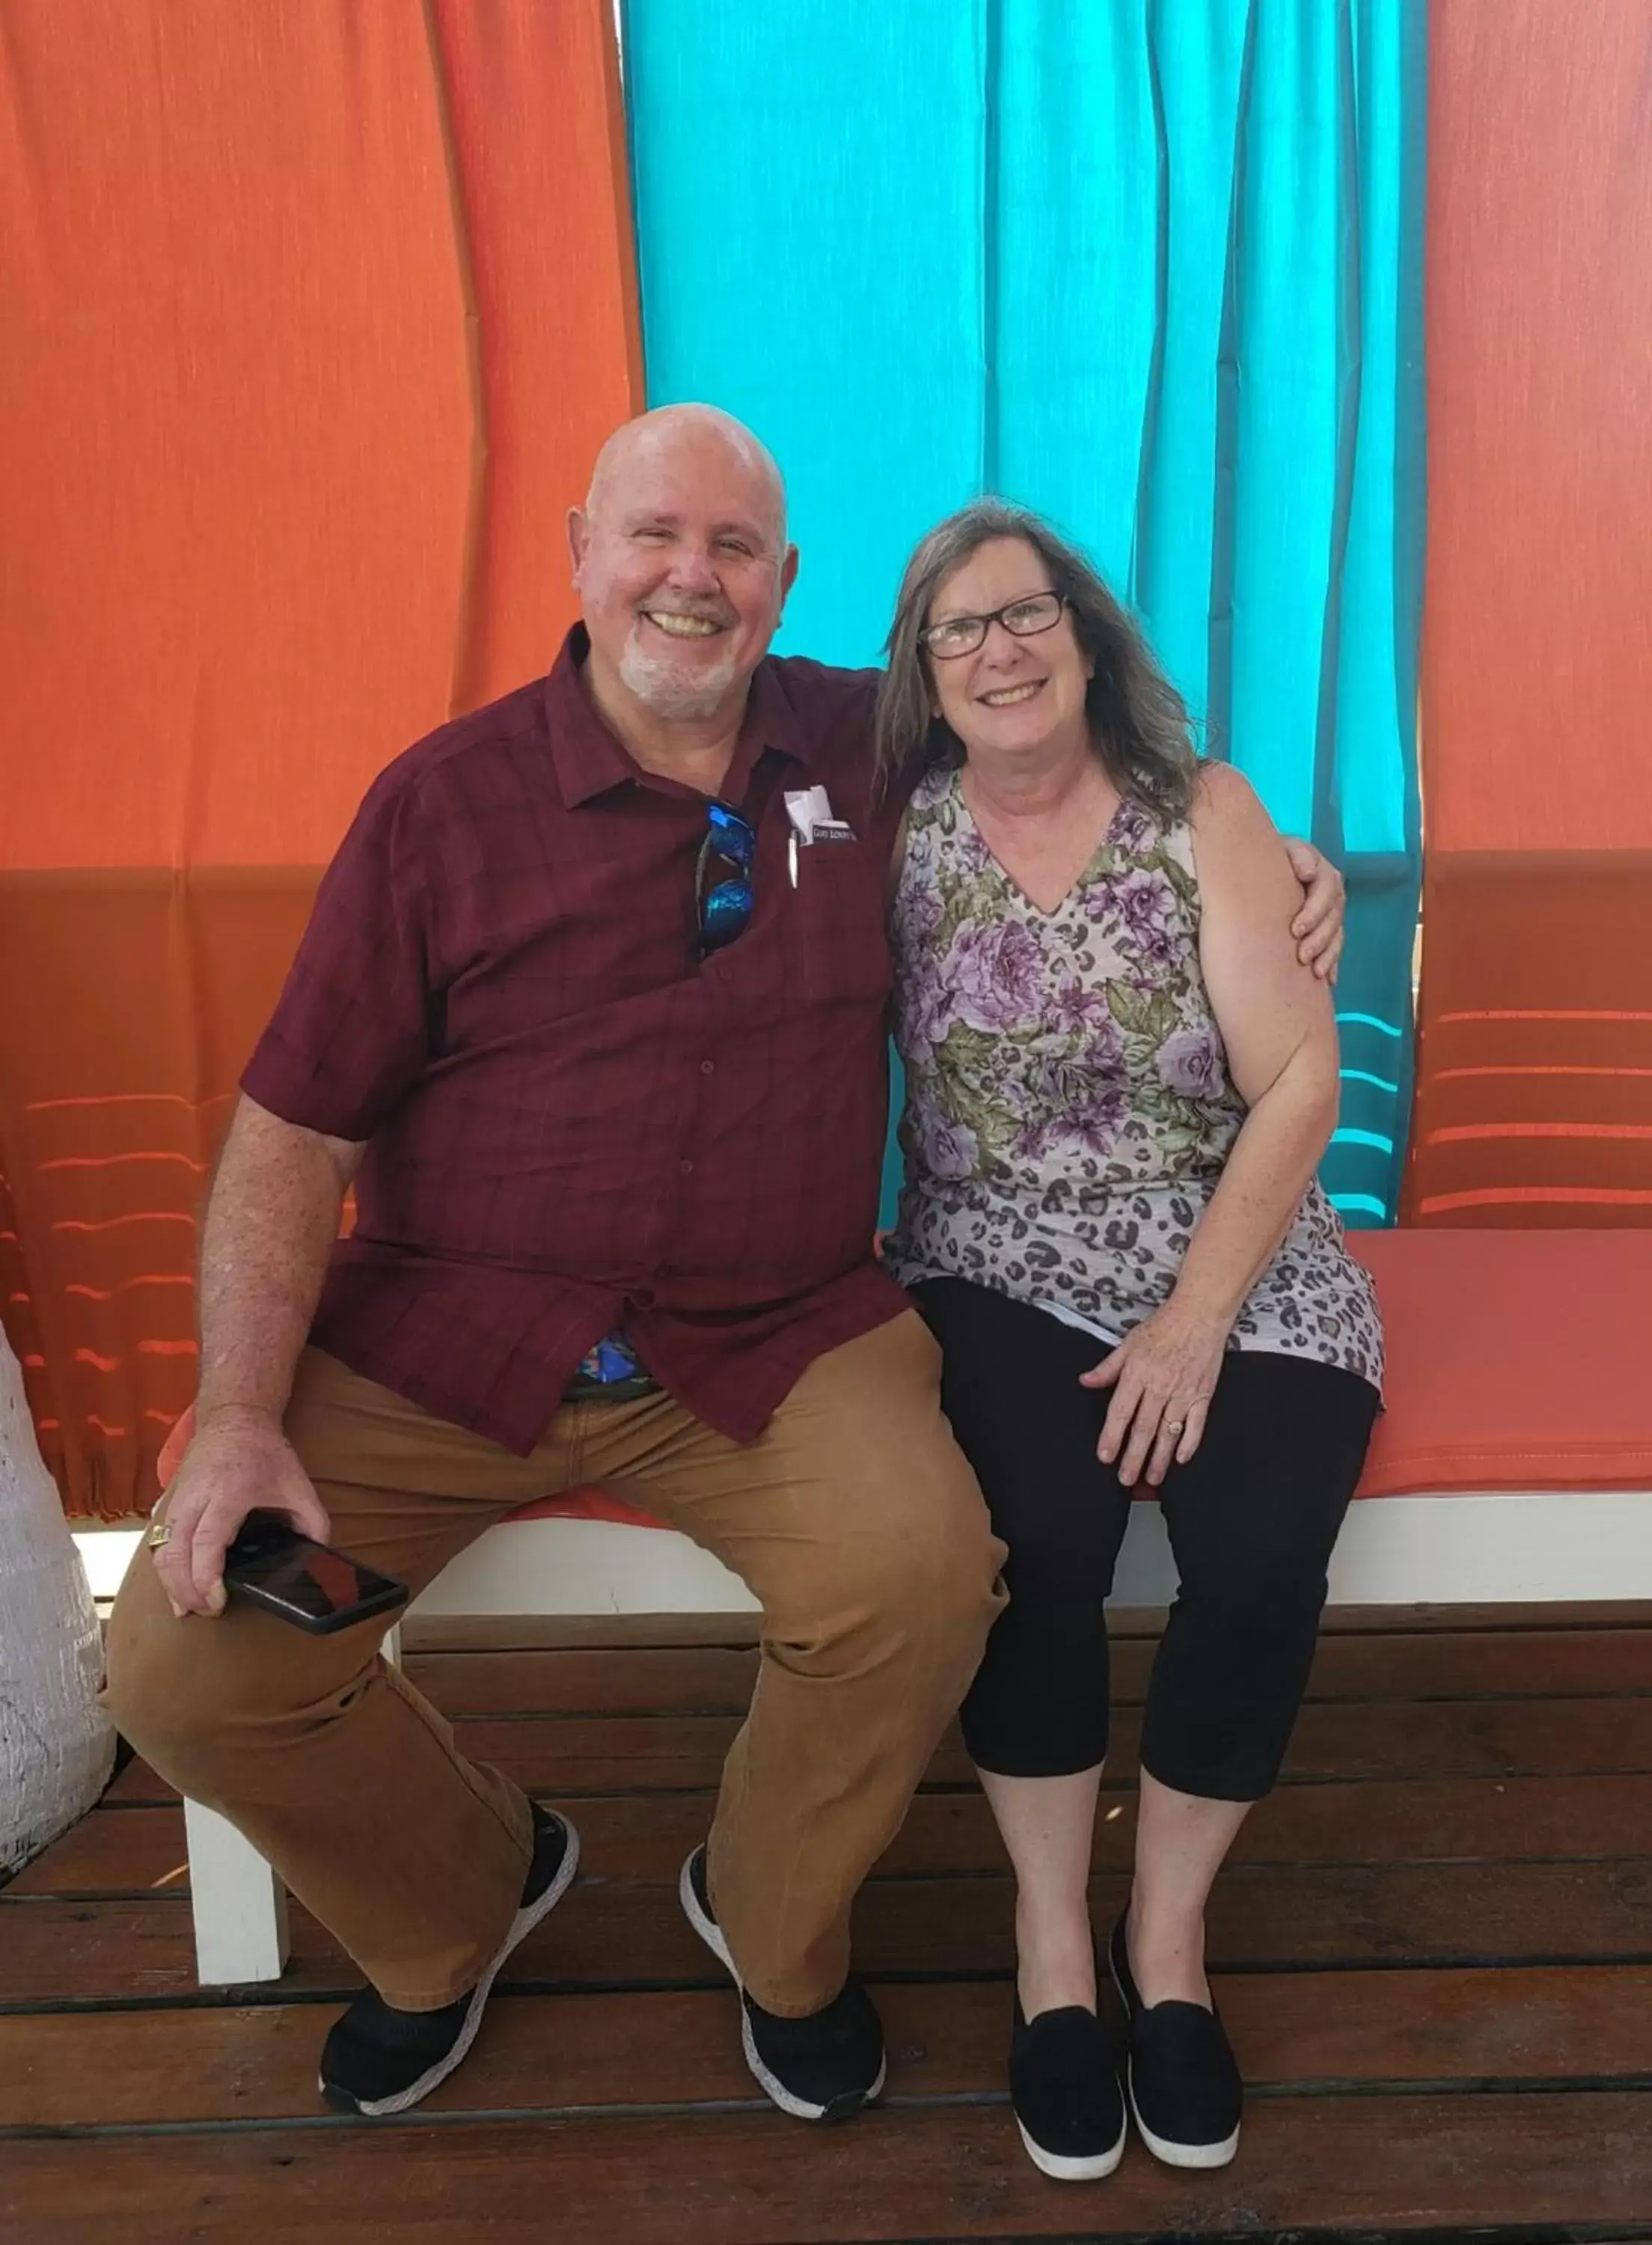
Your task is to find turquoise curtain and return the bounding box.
[624,0,1425,1225]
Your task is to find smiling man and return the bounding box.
[103,406,1344,2128]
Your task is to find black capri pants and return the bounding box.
[913,1277,1380,1802]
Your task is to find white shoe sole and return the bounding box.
[1015,2113,1128,2181]
[677,1850,887,2123]
[325,1811,581,2119]
[1109,1946,1240,2170]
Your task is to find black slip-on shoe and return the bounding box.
[679,1844,886,2122]
[319,1802,579,2117]
[1107,1913,1241,2169]
[1009,1997,1128,2182]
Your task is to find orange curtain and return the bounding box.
[1405,0,1652,1224]
[0,2,640,1516]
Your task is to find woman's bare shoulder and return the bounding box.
[1189,757,1269,825]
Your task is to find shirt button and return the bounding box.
[679,1158,694,1176]
[700,1059,715,1076]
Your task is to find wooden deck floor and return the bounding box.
[5,1609,1652,2243]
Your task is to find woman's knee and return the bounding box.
[1169,1468,1343,1615]
[1180,1539,1333,1641]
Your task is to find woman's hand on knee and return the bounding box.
[1080,1307,1226,1487]
[152,1408,331,1619]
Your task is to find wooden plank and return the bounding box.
[397,1601,1652,1659]
[1281,1693,1652,1777]
[403,1628,1652,1717]
[1291,1624,1652,1702]
[1314,1598,1652,1632]
[26,1765,1652,1905]
[5,1965,1651,2131]
[0,1984,991,2130]
[6,1812,189,1897]
[867,1772,1652,1881]
[6,2092,1652,2244]
[404,1646,760,1717]
[400,1612,763,1654]
[863,1859,1652,1976]
[97,1693,1652,1809]
[395,1607,1179,1654]
[7,1858,1652,2010]
[546,1771,1652,1880]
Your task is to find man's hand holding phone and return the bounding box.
[153,1405,331,1620]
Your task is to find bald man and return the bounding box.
[105,406,1345,2126]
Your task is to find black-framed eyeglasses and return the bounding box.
[696,800,756,953]
[920,590,1068,661]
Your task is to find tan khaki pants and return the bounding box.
[104,1311,1004,2014]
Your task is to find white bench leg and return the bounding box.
[184,1797,290,1985]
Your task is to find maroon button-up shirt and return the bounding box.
[242,627,912,1452]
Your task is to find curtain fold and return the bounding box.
[0,2,640,1515]
[625,0,1426,1225]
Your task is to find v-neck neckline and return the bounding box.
[954,768,1132,921]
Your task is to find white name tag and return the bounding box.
[784,785,857,847]
[785,786,857,885]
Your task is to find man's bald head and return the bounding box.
[569,405,798,734]
[584,405,788,546]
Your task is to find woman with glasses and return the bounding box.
[875,501,1383,2184]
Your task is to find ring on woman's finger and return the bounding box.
[144,1519,172,1551]
[1163,1418,1185,1436]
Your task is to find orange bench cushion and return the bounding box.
[1347,1230,1652,1497]
[155,1231,1652,1530]
[509,1485,659,1527]
[518,1233,1652,1519]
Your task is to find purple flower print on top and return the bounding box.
[1157,1024,1225,1100]
[1048,975,1116,1039]
[946,917,1047,1033]
[911,1102,979,1180]
[898,969,955,1066]
[1097,869,1179,973]
[1067,1080,1131,1155]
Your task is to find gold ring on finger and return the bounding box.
[144,1520,172,1551]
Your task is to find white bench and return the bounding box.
[78,1224,1652,1985]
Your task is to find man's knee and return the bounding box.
[104,1589,313,1789]
[769,1470,1005,1674]
[104,1608,212,1778]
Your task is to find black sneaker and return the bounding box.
[1107,1913,1241,2169]
[1009,1997,1128,2181]
[319,1802,579,2117]
[678,1844,886,2122]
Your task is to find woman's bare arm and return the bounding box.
[1175,763,1341,1325]
[1083,764,1339,1484]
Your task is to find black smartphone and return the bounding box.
[221,1510,409,1635]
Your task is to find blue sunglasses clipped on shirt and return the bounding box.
[697,801,756,954]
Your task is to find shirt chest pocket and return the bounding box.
[784,840,892,1006]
